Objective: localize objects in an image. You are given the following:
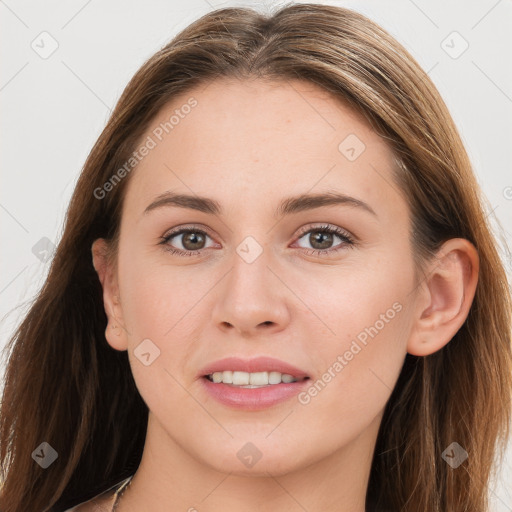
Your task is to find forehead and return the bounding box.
[122,77,404,223]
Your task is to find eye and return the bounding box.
[293,224,355,256]
[159,225,215,256]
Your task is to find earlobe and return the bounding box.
[91,238,129,351]
[407,238,479,357]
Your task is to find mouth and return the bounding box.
[198,356,311,410]
[204,370,310,388]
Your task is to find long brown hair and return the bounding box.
[1,3,510,511]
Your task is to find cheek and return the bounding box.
[298,255,413,413]
[117,250,215,392]
[118,257,208,418]
[117,243,202,339]
[303,254,411,347]
[295,297,410,452]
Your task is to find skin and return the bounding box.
[90,77,479,512]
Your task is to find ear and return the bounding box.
[407,238,479,356]
[91,238,128,351]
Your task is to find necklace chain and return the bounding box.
[111,477,133,512]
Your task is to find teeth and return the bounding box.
[208,370,300,386]
[233,371,249,385]
[269,371,282,384]
[249,371,268,385]
[281,373,295,383]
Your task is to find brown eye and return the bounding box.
[294,224,355,256]
[180,231,206,250]
[307,230,334,250]
[161,228,214,255]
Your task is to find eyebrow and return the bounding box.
[143,190,377,218]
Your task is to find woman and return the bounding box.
[1,3,510,512]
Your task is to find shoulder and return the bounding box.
[63,476,133,512]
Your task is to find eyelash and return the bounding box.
[158,224,356,258]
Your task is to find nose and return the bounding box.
[211,247,291,337]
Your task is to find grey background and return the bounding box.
[1,0,511,509]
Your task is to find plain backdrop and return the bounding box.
[1,0,511,509]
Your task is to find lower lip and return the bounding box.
[200,377,310,410]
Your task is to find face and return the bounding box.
[99,78,419,477]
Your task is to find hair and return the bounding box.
[1,3,511,511]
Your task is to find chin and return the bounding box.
[197,440,309,477]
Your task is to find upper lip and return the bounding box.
[199,356,310,379]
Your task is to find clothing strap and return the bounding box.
[110,476,133,511]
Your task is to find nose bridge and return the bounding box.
[230,236,269,298]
